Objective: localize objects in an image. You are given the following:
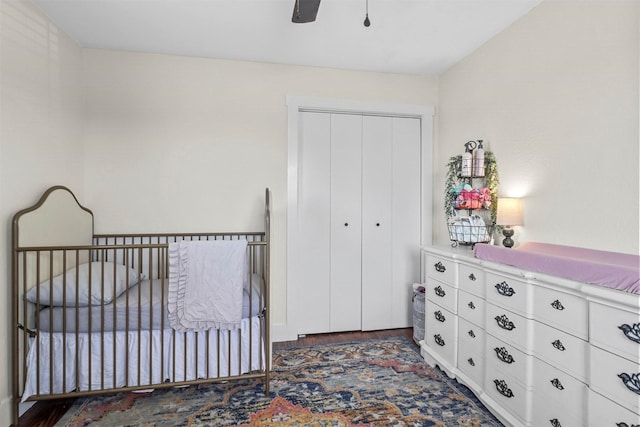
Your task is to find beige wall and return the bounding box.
[437,0,639,254]
[0,0,85,423]
[82,48,438,341]
[3,0,639,423]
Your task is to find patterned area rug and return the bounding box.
[55,337,503,426]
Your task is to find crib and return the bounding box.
[11,186,271,426]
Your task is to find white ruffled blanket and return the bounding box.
[168,240,247,331]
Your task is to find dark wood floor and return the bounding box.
[17,328,415,427]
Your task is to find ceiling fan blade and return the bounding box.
[292,0,321,23]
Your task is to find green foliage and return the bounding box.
[445,151,500,225]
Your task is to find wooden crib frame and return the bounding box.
[11,186,271,426]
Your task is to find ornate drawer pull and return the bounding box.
[495,281,516,297]
[550,419,562,427]
[495,314,516,331]
[434,262,446,273]
[493,379,514,398]
[552,339,566,351]
[551,299,565,311]
[434,310,446,322]
[434,334,445,347]
[468,358,475,366]
[616,423,640,427]
[467,301,476,310]
[494,346,515,364]
[618,373,640,395]
[434,285,446,298]
[619,323,640,344]
[550,378,564,390]
[468,330,476,338]
[468,273,476,281]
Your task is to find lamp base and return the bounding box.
[502,227,515,248]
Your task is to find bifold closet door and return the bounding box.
[296,111,421,335]
[296,111,363,334]
[329,114,362,332]
[361,116,393,331]
[296,111,331,334]
[361,116,421,330]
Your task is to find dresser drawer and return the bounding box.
[485,362,532,424]
[532,401,585,427]
[485,302,532,351]
[458,290,485,327]
[590,301,640,364]
[532,357,587,426]
[425,300,457,364]
[458,263,485,297]
[590,345,640,414]
[486,333,532,387]
[533,284,587,340]
[486,271,531,316]
[457,321,485,389]
[425,254,456,285]
[426,280,457,314]
[459,317,485,353]
[588,388,640,427]
[534,320,588,383]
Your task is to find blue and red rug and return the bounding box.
[55,337,502,426]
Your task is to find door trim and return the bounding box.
[285,96,434,340]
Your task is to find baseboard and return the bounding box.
[1,395,13,426]
[271,322,298,343]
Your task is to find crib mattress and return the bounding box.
[474,242,640,294]
[37,278,263,332]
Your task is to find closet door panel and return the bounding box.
[297,111,331,334]
[391,117,421,328]
[330,113,362,332]
[361,115,393,331]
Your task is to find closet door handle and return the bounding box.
[376,222,380,227]
[344,223,349,227]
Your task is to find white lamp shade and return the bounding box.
[497,198,523,226]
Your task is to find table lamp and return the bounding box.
[497,198,523,248]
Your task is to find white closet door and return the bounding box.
[296,111,331,334]
[391,117,421,328]
[361,115,394,331]
[330,114,362,332]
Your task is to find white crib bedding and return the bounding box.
[22,315,264,401]
[36,277,264,333]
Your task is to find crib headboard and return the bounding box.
[13,185,94,248]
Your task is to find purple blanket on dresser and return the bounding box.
[474,242,640,294]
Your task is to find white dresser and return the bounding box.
[421,245,640,427]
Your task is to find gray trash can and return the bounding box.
[412,284,425,344]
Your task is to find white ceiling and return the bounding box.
[32,0,542,75]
